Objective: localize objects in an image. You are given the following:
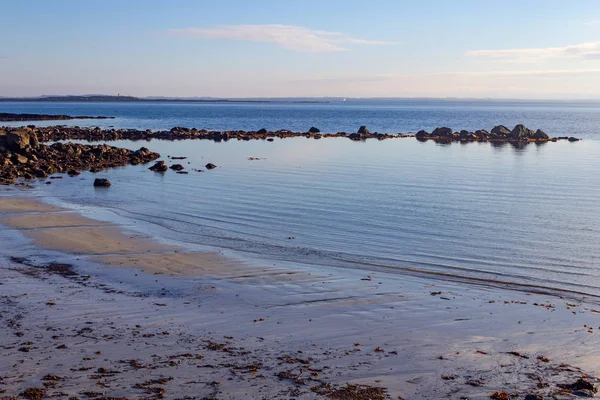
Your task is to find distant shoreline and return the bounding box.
[0,96,329,104]
[0,112,113,122]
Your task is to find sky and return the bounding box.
[1,0,600,99]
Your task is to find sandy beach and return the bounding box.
[1,196,600,399]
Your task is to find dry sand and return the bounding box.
[1,196,600,399]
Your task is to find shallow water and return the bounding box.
[3,135,598,300]
[2,100,600,299]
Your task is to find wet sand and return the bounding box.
[1,196,599,399]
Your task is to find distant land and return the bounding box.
[0,95,331,104]
[0,95,599,106]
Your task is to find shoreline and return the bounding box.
[1,196,599,399]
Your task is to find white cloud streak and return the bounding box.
[165,24,395,52]
[467,41,600,60]
[291,69,600,84]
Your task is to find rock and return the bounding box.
[510,124,535,140]
[431,127,453,138]
[266,138,274,142]
[176,171,188,174]
[308,127,320,133]
[149,161,168,172]
[205,163,217,170]
[257,128,267,134]
[357,126,370,135]
[12,154,28,164]
[169,164,185,171]
[533,129,549,140]
[2,129,39,152]
[67,170,80,176]
[93,178,111,187]
[568,137,580,142]
[416,130,429,140]
[490,125,511,137]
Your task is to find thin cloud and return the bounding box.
[165,24,396,52]
[467,41,600,60]
[291,69,600,83]
[584,20,600,25]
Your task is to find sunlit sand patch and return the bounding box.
[2,212,110,229]
[93,251,318,280]
[25,226,172,255]
[0,197,60,213]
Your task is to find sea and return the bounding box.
[2,99,600,299]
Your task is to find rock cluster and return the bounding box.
[0,129,160,185]
[29,126,411,143]
[416,124,578,143]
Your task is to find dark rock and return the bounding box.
[205,163,217,170]
[176,171,189,174]
[149,161,168,172]
[510,124,535,140]
[67,170,80,176]
[93,178,111,187]
[357,126,369,135]
[490,125,511,137]
[257,128,267,134]
[431,127,453,138]
[308,127,320,133]
[266,138,274,142]
[169,164,185,171]
[533,129,549,140]
[1,129,39,152]
[416,130,429,140]
[568,137,580,142]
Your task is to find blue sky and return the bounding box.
[1,0,599,98]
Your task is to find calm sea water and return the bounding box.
[2,100,600,299]
[1,99,600,138]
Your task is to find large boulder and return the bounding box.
[490,125,511,137]
[308,127,320,133]
[510,124,535,140]
[357,126,370,135]
[0,129,39,153]
[431,127,453,138]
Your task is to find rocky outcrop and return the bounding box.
[29,126,407,143]
[0,129,39,152]
[0,130,159,185]
[308,127,320,133]
[510,124,535,140]
[205,163,217,170]
[491,125,511,137]
[357,126,370,135]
